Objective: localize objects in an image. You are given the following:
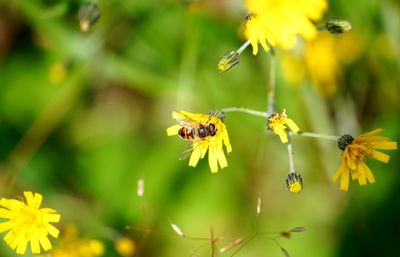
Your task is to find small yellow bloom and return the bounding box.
[332,129,398,191]
[166,111,232,173]
[286,172,303,193]
[51,224,104,257]
[115,237,136,257]
[267,109,300,143]
[244,0,327,55]
[218,50,240,72]
[0,191,61,255]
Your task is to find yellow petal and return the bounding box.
[217,148,228,170]
[208,145,219,173]
[370,150,391,163]
[332,162,346,182]
[31,235,41,254]
[166,124,181,136]
[357,165,367,185]
[275,128,288,143]
[46,224,60,238]
[0,221,13,233]
[250,39,259,55]
[16,239,28,255]
[360,161,376,184]
[0,208,13,219]
[188,145,202,167]
[372,141,397,150]
[339,167,350,191]
[39,235,52,251]
[285,118,300,133]
[44,213,61,223]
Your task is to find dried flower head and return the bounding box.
[267,109,300,143]
[244,0,327,55]
[166,110,232,173]
[0,192,61,255]
[325,19,352,34]
[332,129,397,191]
[218,50,240,72]
[286,172,303,193]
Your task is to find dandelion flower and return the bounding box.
[267,109,300,143]
[286,172,303,193]
[332,129,398,191]
[0,191,61,255]
[244,0,327,55]
[166,111,232,173]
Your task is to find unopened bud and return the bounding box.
[218,50,240,73]
[79,2,101,32]
[326,19,352,34]
[285,172,303,194]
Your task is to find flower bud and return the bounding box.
[285,172,303,194]
[326,19,352,34]
[217,50,240,73]
[79,3,101,32]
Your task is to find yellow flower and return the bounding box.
[286,172,303,194]
[51,224,104,257]
[115,237,136,257]
[244,0,327,55]
[0,191,61,255]
[166,111,232,173]
[267,109,300,143]
[332,129,398,191]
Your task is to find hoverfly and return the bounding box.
[174,110,224,159]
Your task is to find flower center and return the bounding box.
[337,134,354,151]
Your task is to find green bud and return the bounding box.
[217,50,240,73]
[326,19,352,34]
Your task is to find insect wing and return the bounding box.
[179,142,195,160]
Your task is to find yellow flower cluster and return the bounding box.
[244,0,327,55]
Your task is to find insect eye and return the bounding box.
[209,124,217,136]
[198,125,207,137]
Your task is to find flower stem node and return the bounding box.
[218,50,240,73]
[332,129,398,191]
[286,172,303,194]
[337,134,354,151]
[267,109,300,143]
[325,19,352,34]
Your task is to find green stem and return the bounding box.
[295,131,339,141]
[221,107,268,118]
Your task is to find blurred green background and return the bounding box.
[0,0,399,256]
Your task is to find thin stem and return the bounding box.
[267,54,276,115]
[286,135,296,173]
[237,40,251,55]
[295,131,339,141]
[221,107,268,118]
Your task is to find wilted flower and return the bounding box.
[166,111,232,173]
[285,172,303,193]
[332,129,398,191]
[0,192,61,255]
[267,109,300,143]
[244,0,327,55]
